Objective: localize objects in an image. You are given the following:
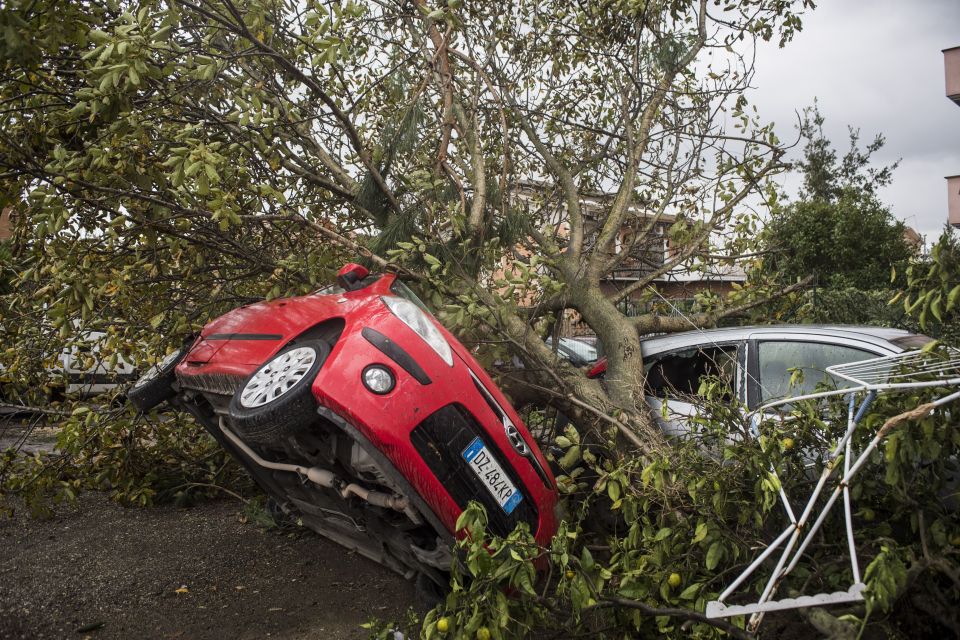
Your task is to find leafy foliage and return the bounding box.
[762,106,915,291]
[799,288,909,327]
[0,238,14,296]
[372,375,960,639]
[1,404,252,518]
[895,227,960,344]
[764,192,914,291]
[794,103,898,203]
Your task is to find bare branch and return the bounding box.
[631,275,813,334]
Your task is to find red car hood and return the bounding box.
[197,298,339,357]
[183,286,372,374]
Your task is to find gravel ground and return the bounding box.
[0,492,416,640]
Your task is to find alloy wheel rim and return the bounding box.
[239,346,317,408]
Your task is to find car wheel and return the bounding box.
[265,495,294,526]
[414,571,448,613]
[128,347,186,412]
[227,340,330,445]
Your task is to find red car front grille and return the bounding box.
[410,403,539,538]
[176,371,246,397]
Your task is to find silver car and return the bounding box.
[546,336,600,367]
[628,325,932,437]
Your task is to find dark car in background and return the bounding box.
[545,336,600,367]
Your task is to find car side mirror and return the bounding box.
[336,263,370,292]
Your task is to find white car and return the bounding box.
[0,330,136,402]
[545,336,600,367]
[60,331,137,396]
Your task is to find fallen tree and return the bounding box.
[1,0,813,451]
[10,2,957,639]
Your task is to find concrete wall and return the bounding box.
[944,48,960,226]
[0,207,12,241]
[946,46,960,104]
[949,176,960,229]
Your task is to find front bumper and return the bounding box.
[310,311,558,545]
[175,301,558,546]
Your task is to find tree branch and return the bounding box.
[630,275,814,335]
[597,596,754,640]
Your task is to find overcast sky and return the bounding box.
[747,0,960,242]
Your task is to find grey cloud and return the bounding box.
[745,0,960,238]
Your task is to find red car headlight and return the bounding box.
[380,295,453,366]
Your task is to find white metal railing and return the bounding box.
[706,348,960,630]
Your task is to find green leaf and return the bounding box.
[185,160,203,178]
[580,546,594,571]
[678,583,700,600]
[558,445,581,470]
[151,25,172,41]
[607,479,621,502]
[931,294,942,322]
[921,339,940,353]
[692,522,708,544]
[705,541,724,571]
[947,284,960,312]
[653,527,672,542]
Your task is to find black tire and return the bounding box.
[227,340,330,445]
[128,348,186,412]
[414,571,448,613]
[265,495,294,527]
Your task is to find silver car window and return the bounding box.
[645,345,739,401]
[757,341,874,404]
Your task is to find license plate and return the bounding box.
[462,437,523,514]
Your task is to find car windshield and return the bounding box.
[389,279,431,312]
[313,274,382,296]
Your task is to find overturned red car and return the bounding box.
[128,264,558,590]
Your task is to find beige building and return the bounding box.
[944,46,960,227]
[0,207,13,241]
[903,226,923,252]
[506,182,746,336]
